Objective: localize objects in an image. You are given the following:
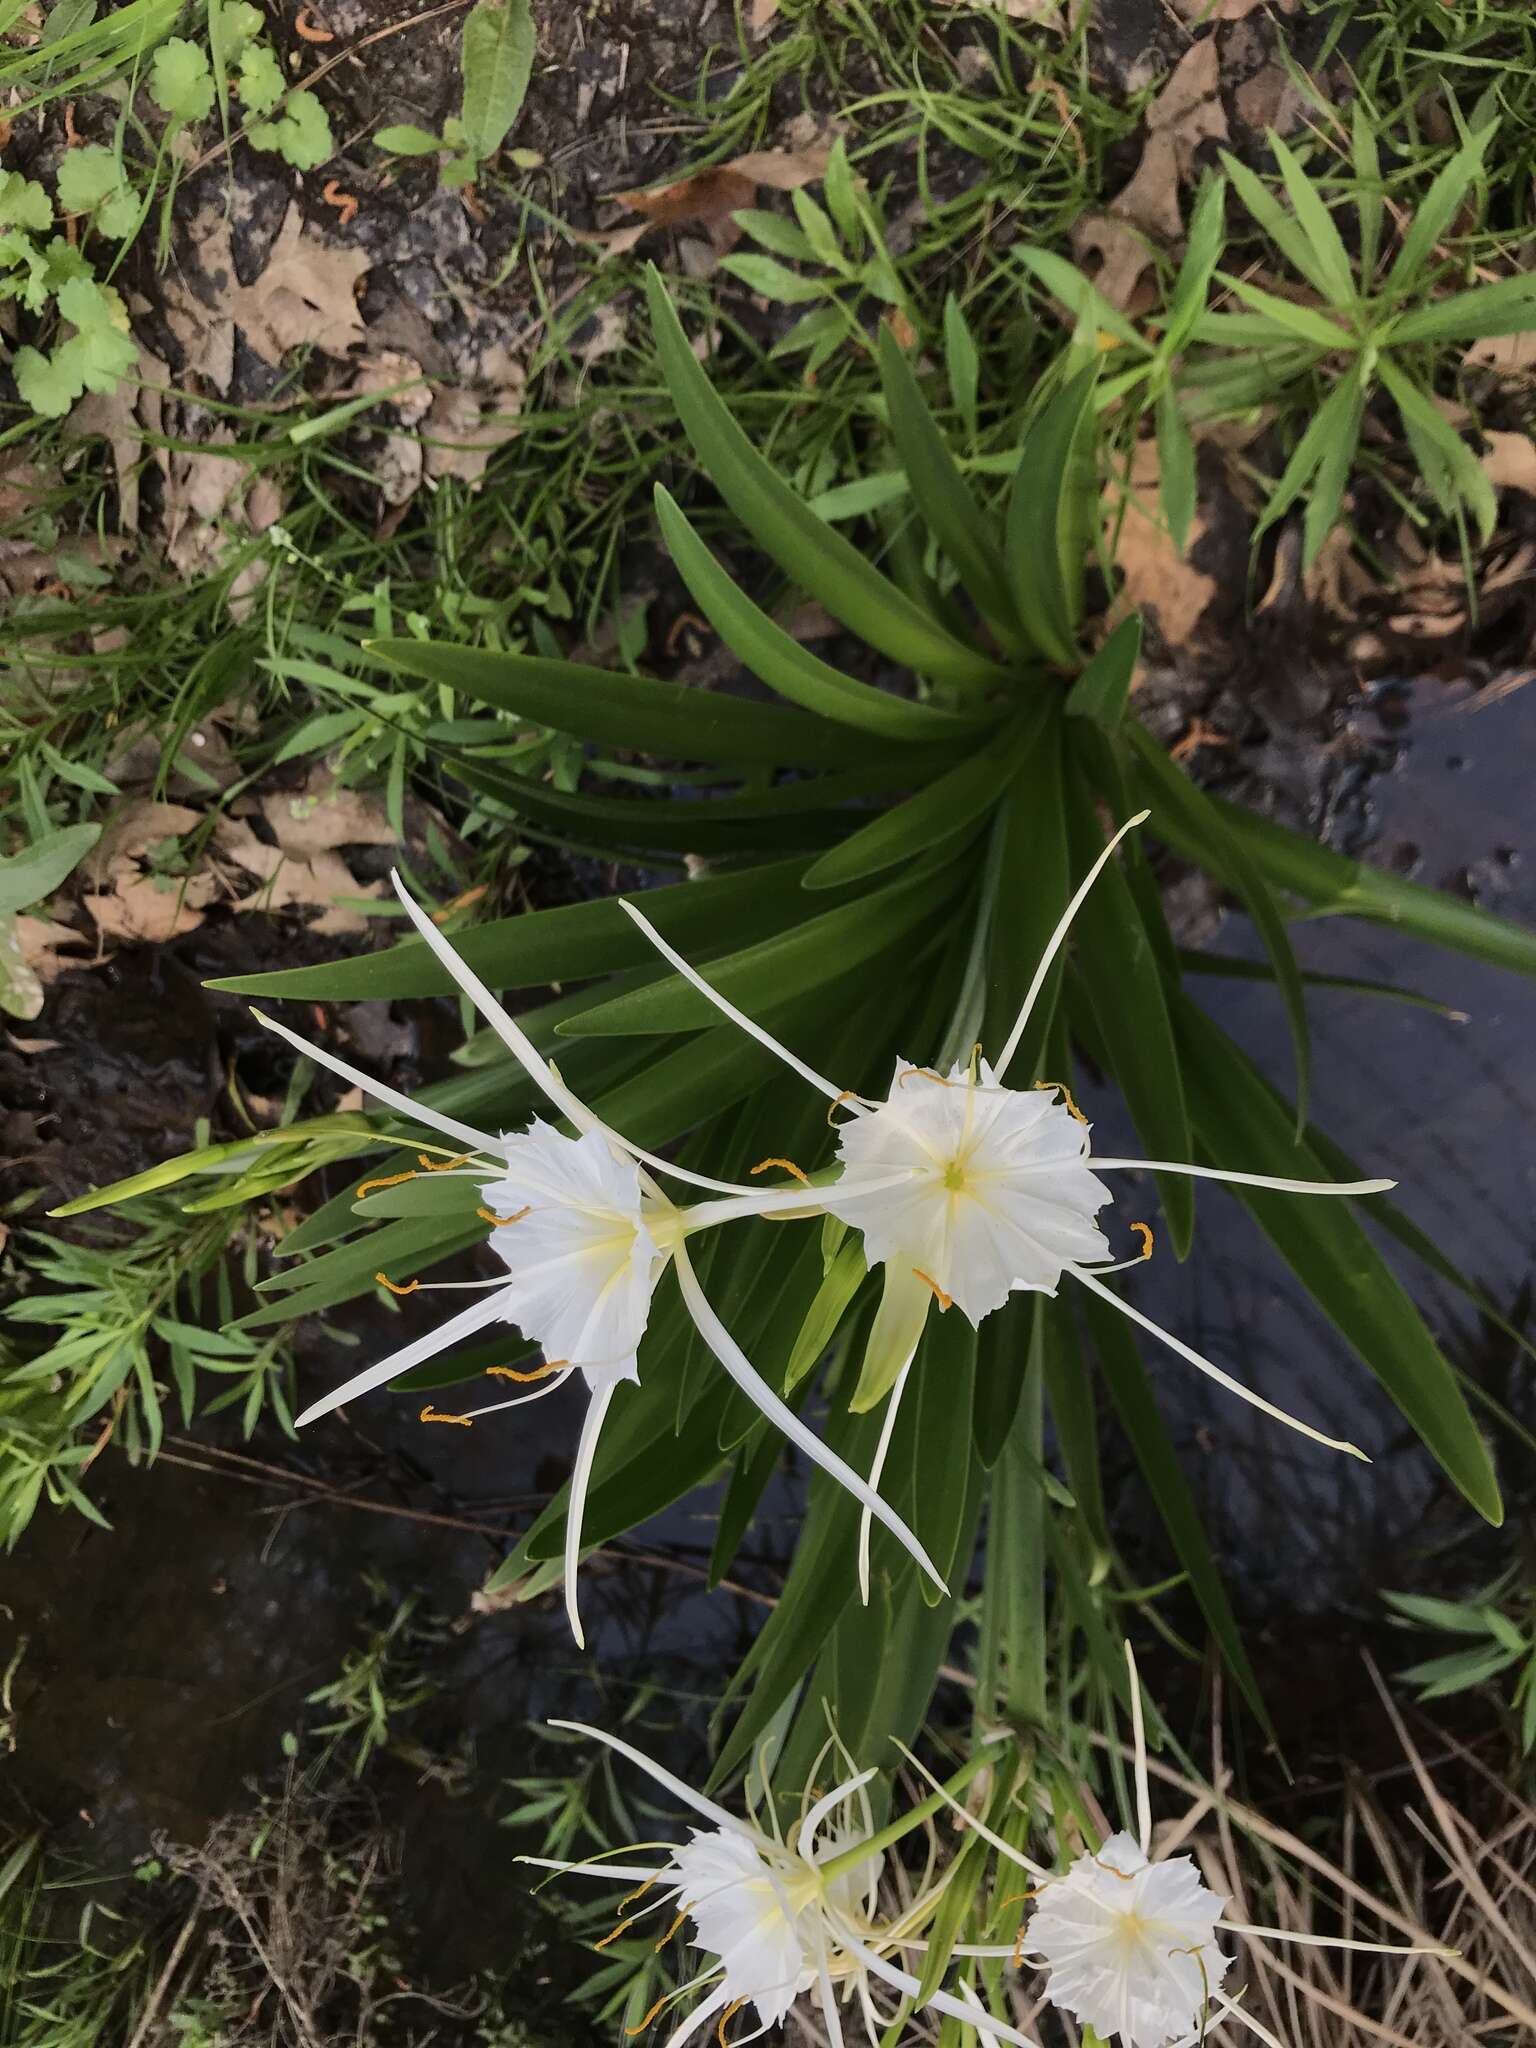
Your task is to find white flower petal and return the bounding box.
[826,1060,1112,1321]
[1029,1837,1231,2048]
[482,1122,660,1384]
[293,1288,513,1430]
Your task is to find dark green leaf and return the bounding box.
[1065,760,1195,1255]
[367,638,874,770]
[802,704,1045,891]
[207,856,821,999]
[1065,616,1141,733]
[1129,723,1311,1127]
[561,862,963,1038]
[1200,796,1536,977]
[1004,367,1099,667]
[646,267,1006,690]
[877,322,1022,645]
[654,488,990,742]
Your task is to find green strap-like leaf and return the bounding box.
[1065,616,1141,732]
[1064,761,1195,1256]
[1015,245,1144,351]
[1199,794,1536,976]
[1220,146,1347,304]
[1175,995,1502,1526]
[1386,272,1536,346]
[1270,133,1357,308]
[1217,274,1352,352]
[366,636,879,770]
[1378,356,1497,542]
[1384,121,1493,296]
[1129,723,1312,1127]
[1004,366,1099,668]
[877,322,1024,644]
[449,756,897,856]
[560,860,963,1038]
[207,856,823,1000]
[645,267,1006,690]
[654,487,993,742]
[802,703,1046,891]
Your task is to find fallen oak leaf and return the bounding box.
[608,142,833,255]
[1480,430,1536,497]
[1068,37,1228,312]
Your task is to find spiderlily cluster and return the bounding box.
[529,1646,1441,2048]
[265,814,1391,1639]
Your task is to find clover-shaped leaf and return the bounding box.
[249,89,332,172]
[237,42,286,116]
[151,36,216,123]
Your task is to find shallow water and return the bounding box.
[1109,674,1536,1611]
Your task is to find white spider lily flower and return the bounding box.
[251,872,945,1646]
[522,1720,1040,2048]
[1026,1830,1230,2048]
[897,1645,1445,2048]
[619,813,1396,1592]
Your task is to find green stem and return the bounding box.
[815,1747,1003,1885]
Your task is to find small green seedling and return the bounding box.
[723,139,914,377]
[376,0,534,188]
[213,0,334,170]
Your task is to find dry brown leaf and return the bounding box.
[162,203,368,391]
[423,368,526,487]
[1465,330,1536,374]
[1069,39,1228,311]
[85,800,202,885]
[1106,437,1217,648]
[932,0,1072,18]
[260,772,398,861]
[82,870,218,944]
[214,817,384,937]
[14,913,90,989]
[610,143,833,255]
[1481,431,1536,496]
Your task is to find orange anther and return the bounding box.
[1033,1079,1088,1126]
[619,1873,658,1912]
[479,1205,532,1227]
[912,1268,953,1311]
[717,1998,748,2048]
[595,1916,635,1950]
[826,1088,861,1127]
[487,1360,568,1384]
[419,1151,473,1172]
[294,5,334,39]
[654,1908,688,1951]
[899,1066,951,1088]
[375,1272,420,1297]
[357,1169,418,1199]
[751,1156,809,1185]
[1131,1221,1154,1261]
[420,1405,472,1427]
[626,1994,671,2035]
